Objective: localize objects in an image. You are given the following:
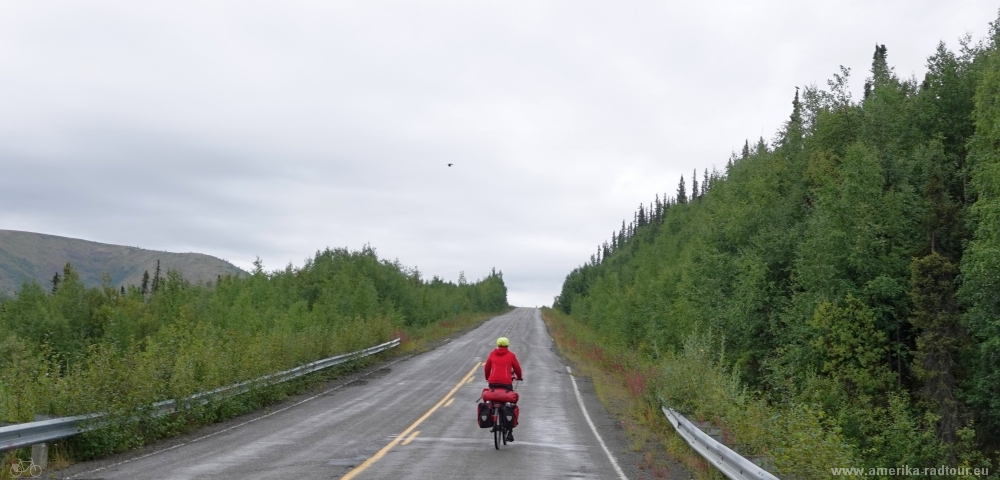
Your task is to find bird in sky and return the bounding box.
[447,163,453,167]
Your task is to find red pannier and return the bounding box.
[482,387,518,404]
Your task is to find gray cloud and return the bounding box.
[1,1,997,306]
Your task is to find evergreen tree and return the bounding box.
[638,204,647,227]
[51,272,60,294]
[141,270,150,296]
[703,170,710,196]
[909,252,963,448]
[677,175,687,204]
[755,137,768,155]
[864,44,890,99]
[692,169,699,199]
[151,260,162,294]
[781,87,805,154]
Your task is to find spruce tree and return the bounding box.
[51,272,60,294]
[692,169,699,199]
[141,270,150,295]
[151,260,162,294]
[864,44,890,99]
[755,137,767,155]
[782,87,805,154]
[677,175,687,204]
[909,252,963,448]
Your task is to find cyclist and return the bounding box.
[484,336,522,441]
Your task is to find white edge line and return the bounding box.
[566,366,629,480]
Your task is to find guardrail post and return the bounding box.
[31,415,52,469]
[30,443,47,469]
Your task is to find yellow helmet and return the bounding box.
[497,337,509,347]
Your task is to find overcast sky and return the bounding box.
[1,1,997,307]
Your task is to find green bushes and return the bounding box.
[0,246,506,456]
[659,330,855,479]
[554,16,1000,476]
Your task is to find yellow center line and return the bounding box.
[401,430,420,446]
[444,397,455,407]
[340,362,482,480]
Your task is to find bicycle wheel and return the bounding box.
[29,464,42,476]
[493,425,501,449]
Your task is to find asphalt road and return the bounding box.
[60,308,635,479]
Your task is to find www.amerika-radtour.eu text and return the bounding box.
[831,466,989,476]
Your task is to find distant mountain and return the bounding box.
[0,230,246,297]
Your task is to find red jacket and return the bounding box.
[484,347,522,385]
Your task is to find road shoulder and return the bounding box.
[542,310,694,480]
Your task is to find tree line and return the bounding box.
[0,246,507,433]
[555,17,1000,473]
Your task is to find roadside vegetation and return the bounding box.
[0,246,507,465]
[553,15,1000,479]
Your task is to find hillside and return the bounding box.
[0,229,245,297]
[554,22,1000,476]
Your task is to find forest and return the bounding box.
[554,17,1000,477]
[0,246,506,454]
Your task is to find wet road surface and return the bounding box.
[60,308,632,479]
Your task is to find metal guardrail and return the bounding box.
[662,407,779,480]
[0,338,401,452]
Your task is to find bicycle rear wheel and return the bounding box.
[494,425,501,449]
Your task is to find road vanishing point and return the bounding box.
[57,308,636,480]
